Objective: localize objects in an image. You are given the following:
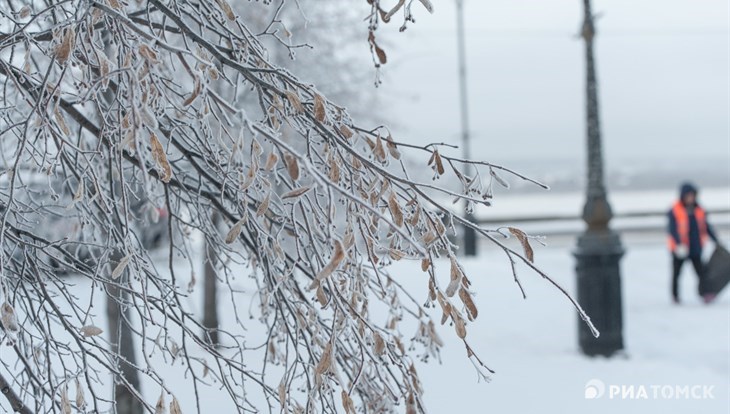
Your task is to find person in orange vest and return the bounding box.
[668,182,719,304]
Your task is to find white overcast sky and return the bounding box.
[374,0,729,168]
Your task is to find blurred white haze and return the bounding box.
[371,0,729,195]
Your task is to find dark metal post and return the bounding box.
[456,0,477,256]
[574,0,625,357]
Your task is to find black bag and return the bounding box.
[704,244,730,295]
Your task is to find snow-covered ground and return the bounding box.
[1,230,727,413]
[404,235,729,413]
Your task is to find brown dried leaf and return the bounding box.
[508,227,534,262]
[313,94,326,122]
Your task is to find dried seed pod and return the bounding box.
[339,124,354,139]
[385,135,401,159]
[284,91,304,113]
[19,5,31,18]
[1,302,19,332]
[75,379,86,409]
[155,391,166,414]
[421,258,430,272]
[264,152,278,170]
[225,217,247,244]
[508,227,534,262]
[459,288,478,320]
[452,308,467,339]
[373,135,387,161]
[215,0,236,20]
[169,397,182,414]
[80,325,103,337]
[256,191,271,217]
[313,94,326,122]
[444,257,462,297]
[61,385,71,414]
[282,186,311,200]
[138,43,159,64]
[73,179,84,203]
[491,168,511,189]
[387,192,403,227]
[284,154,300,181]
[112,254,131,280]
[54,26,75,64]
[150,133,173,182]
[315,341,333,375]
[373,332,386,355]
[341,390,356,414]
[311,240,345,286]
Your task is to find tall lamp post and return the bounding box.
[574,0,625,356]
[455,0,477,256]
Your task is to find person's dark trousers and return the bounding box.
[672,254,706,300]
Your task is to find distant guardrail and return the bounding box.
[475,208,730,237]
[477,208,730,225]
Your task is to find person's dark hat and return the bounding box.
[679,182,698,198]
